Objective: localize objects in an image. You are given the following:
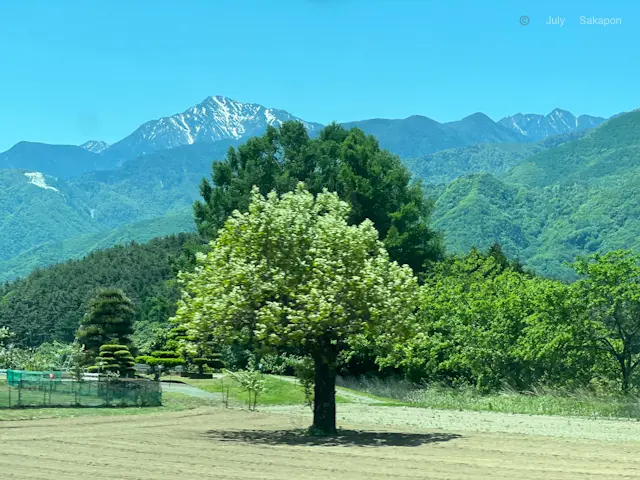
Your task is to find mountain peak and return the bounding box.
[548,108,573,117]
[457,112,495,124]
[80,140,109,154]
[498,109,606,141]
[104,96,323,160]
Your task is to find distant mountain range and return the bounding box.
[498,109,606,141]
[0,95,633,281]
[0,95,611,179]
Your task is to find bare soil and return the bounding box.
[1,405,639,479]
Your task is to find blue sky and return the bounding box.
[0,0,637,151]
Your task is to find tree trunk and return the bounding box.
[312,354,337,435]
[621,358,631,393]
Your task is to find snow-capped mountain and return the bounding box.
[80,140,110,154]
[498,109,606,141]
[104,96,324,161]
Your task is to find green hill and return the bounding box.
[0,208,195,282]
[405,143,538,185]
[0,142,230,269]
[431,111,640,278]
[504,110,640,188]
[0,170,99,261]
[0,234,198,346]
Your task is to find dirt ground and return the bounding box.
[1,405,640,480]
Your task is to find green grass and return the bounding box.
[337,377,640,419]
[399,388,640,418]
[0,385,213,422]
[182,375,351,406]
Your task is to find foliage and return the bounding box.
[0,326,11,349]
[284,355,316,409]
[20,341,74,371]
[68,343,87,382]
[338,376,640,419]
[76,289,135,360]
[224,364,266,411]
[175,185,419,433]
[430,111,640,279]
[571,250,640,391]
[389,248,597,391]
[0,208,196,283]
[0,338,73,371]
[193,121,444,273]
[0,234,194,347]
[89,344,136,377]
[135,352,184,380]
[135,326,186,380]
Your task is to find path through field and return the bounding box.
[2,405,640,479]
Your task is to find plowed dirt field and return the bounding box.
[2,405,639,479]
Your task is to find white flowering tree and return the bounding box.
[173,184,419,434]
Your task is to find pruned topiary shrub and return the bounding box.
[95,344,135,377]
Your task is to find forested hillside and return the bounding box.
[0,208,195,282]
[0,233,201,348]
[505,110,640,187]
[0,143,232,277]
[0,170,99,261]
[405,143,538,184]
[433,111,640,278]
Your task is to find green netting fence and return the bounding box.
[0,370,162,408]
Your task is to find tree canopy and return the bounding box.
[572,250,640,391]
[175,185,419,433]
[76,289,136,359]
[193,122,443,273]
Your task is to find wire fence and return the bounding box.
[0,369,162,408]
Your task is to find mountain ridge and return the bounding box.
[498,108,607,141]
[103,95,324,162]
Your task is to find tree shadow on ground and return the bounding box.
[204,428,462,447]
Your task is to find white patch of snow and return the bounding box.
[265,108,277,126]
[24,172,59,193]
[510,119,526,135]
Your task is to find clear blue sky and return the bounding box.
[0,0,637,151]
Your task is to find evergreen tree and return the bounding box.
[76,289,135,360]
[193,122,444,274]
[89,344,136,377]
